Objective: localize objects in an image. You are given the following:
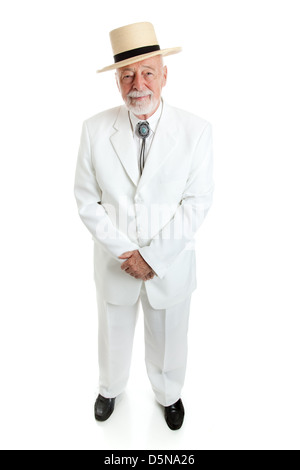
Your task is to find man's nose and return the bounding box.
[132,73,145,90]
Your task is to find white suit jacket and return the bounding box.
[74,102,213,309]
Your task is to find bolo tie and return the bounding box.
[136,121,151,175]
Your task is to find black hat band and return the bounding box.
[114,45,161,64]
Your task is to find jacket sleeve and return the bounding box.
[139,123,214,279]
[74,121,139,259]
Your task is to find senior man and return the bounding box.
[74,22,213,430]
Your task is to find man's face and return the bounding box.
[116,55,168,119]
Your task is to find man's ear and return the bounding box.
[162,66,168,88]
[115,72,121,92]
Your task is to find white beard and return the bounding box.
[125,92,158,117]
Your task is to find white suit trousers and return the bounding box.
[97,283,192,407]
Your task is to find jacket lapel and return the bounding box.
[110,103,178,190]
[137,102,177,191]
[110,106,140,187]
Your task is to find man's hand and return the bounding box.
[118,250,155,281]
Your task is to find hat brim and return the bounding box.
[96,47,182,73]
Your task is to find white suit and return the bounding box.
[74,102,213,405]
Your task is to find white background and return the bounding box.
[0,0,299,450]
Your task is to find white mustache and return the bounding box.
[127,90,153,99]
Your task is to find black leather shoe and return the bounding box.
[165,399,185,430]
[94,394,115,422]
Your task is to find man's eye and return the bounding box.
[144,72,154,80]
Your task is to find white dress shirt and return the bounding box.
[129,100,163,172]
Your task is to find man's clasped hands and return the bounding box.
[118,250,155,281]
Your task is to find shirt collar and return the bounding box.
[129,99,163,132]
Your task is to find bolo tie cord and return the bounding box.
[140,138,146,175]
[136,121,150,176]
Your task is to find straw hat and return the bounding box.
[97,22,182,73]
